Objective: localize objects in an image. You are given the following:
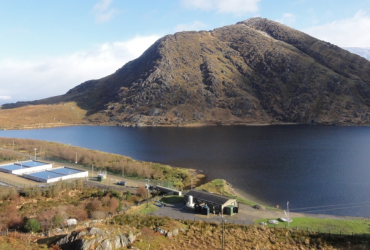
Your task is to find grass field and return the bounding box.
[126,202,159,215]
[160,195,184,204]
[0,102,86,130]
[255,217,370,235]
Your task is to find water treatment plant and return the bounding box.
[0,160,88,183]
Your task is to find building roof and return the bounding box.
[49,167,84,175]
[16,161,48,167]
[0,164,30,171]
[28,171,63,180]
[185,190,235,205]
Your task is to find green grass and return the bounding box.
[255,217,370,235]
[128,203,159,215]
[160,195,184,204]
[196,179,279,210]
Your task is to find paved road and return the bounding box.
[151,203,290,225]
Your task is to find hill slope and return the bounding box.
[3,17,370,126]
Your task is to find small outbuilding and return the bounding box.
[184,190,239,215]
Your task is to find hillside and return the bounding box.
[3,17,370,127]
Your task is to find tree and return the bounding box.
[52,214,64,227]
[125,190,131,201]
[24,218,41,233]
[109,197,119,213]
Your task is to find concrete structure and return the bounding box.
[155,185,182,196]
[0,160,52,175]
[184,190,239,215]
[22,167,88,183]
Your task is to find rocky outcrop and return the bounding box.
[56,227,136,250]
[4,18,370,126]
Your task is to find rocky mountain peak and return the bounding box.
[3,18,370,126]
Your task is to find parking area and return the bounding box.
[151,202,291,225]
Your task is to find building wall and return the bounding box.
[22,170,88,183]
[61,171,88,181]
[12,164,52,175]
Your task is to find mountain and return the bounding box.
[3,17,370,126]
[343,47,370,61]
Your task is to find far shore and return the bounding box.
[1,121,303,131]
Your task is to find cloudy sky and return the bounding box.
[1,0,369,105]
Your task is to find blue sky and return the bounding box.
[1,0,369,104]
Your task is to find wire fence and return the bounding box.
[256,223,370,238]
[0,176,42,188]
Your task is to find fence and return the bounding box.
[0,229,7,236]
[257,223,370,238]
[0,176,42,188]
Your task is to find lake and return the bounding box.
[1,125,370,217]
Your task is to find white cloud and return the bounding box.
[174,21,207,32]
[0,35,160,105]
[92,0,118,23]
[304,10,370,47]
[181,0,260,15]
[276,13,296,26]
[0,96,11,100]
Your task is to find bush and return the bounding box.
[125,190,131,201]
[90,211,107,219]
[24,218,41,233]
[109,197,119,213]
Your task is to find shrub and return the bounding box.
[24,218,41,233]
[109,197,119,213]
[101,195,110,207]
[52,215,64,227]
[125,190,131,201]
[90,211,107,219]
[86,198,102,211]
[138,186,148,199]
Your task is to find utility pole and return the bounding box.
[34,148,37,160]
[287,201,290,227]
[222,218,226,250]
[146,179,150,208]
[92,165,94,179]
[75,152,77,164]
[122,164,124,180]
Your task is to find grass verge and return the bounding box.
[160,195,184,204]
[126,202,159,215]
[255,217,370,235]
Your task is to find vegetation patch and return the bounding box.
[255,217,370,235]
[160,195,184,204]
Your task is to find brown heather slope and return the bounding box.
[0,102,86,130]
[3,17,370,127]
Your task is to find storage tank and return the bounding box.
[188,195,193,206]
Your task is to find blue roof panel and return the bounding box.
[18,161,48,168]
[0,164,29,171]
[28,171,63,179]
[50,168,83,175]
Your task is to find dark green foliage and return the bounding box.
[52,215,63,227]
[125,190,131,201]
[24,218,41,233]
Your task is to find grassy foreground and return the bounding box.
[255,217,370,236]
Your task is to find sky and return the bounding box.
[0,0,369,105]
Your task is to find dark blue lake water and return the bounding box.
[1,125,370,217]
